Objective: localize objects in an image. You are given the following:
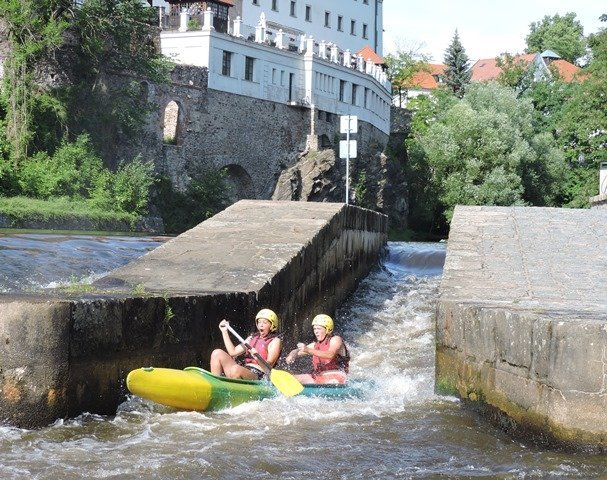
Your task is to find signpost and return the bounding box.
[339,115,358,204]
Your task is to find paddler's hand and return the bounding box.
[285,348,298,364]
[219,319,229,332]
[297,342,307,354]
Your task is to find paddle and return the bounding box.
[226,324,304,397]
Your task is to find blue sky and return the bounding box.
[382,0,605,62]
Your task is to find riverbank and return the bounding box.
[0,196,164,233]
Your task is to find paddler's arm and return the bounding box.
[299,336,344,360]
[218,320,246,356]
[285,342,313,364]
[265,337,282,368]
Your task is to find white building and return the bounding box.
[230,0,384,57]
[148,0,383,56]
[152,1,391,134]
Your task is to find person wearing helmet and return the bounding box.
[210,308,282,380]
[285,314,350,384]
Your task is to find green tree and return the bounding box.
[550,14,607,206]
[443,30,472,98]
[65,0,172,154]
[384,45,431,107]
[412,82,566,223]
[525,13,586,64]
[495,53,535,90]
[0,0,171,165]
[404,90,458,234]
[0,0,72,165]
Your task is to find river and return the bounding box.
[0,233,605,479]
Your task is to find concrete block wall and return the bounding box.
[0,200,386,427]
[436,205,607,450]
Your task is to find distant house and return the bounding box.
[408,63,446,97]
[392,63,446,106]
[471,50,580,84]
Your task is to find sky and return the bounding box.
[381,0,605,63]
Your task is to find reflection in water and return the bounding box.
[0,237,605,478]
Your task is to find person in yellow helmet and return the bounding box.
[210,308,282,380]
[285,314,350,384]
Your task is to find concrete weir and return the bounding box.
[436,206,607,450]
[0,200,387,428]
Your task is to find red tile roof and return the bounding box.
[471,53,580,83]
[357,46,384,64]
[550,59,580,82]
[471,54,535,82]
[409,64,446,90]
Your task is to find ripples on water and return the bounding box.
[0,236,605,479]
[0,232,165,293]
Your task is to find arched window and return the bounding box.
[163,100,180,145]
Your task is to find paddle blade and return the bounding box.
[270,369,304,397]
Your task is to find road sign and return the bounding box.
[340,115,358,134]
[340,140,357,159]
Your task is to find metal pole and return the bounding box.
[346,116,350,205]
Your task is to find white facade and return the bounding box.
[160,10,391,134]
[149,1,383,56]
[233,0,384,57]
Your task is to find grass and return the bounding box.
[0,196,139,228]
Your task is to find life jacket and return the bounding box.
[312,335,350,374]
[243,333,279,366]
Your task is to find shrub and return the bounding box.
[110,156,156,216]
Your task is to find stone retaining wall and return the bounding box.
[0,200,386,427]
[436,205,607,450]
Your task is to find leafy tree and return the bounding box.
[384,45,431,107]
[403,90,458,234]
[65,0,172,155]
[495,53,535,90]
[156,171,229,234]
[0,0,72,165]
[525,13,586,64]
[412,82,566,223]
[443,30,472,98]
[0,0,171,165]
[550,14,607,206]
[521,77,574,133]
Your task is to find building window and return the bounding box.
[352,84,357,105]
[245,56,255,81]
[305,5,311,21]
[339,80,345,102]
[271,0,278,10]
[337,15,343,31]
[362,23,368,39]
[222,51,232,76]
[290,1,296,16]
[364,88,369,108]
[363,0,368,3]
[324,11,330,27]
[252,0,259,5]
[350,20,356,35]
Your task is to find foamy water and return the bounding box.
[0,237,605,478]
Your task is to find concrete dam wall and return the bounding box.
[436,206,607,450]
[0,200,387,428]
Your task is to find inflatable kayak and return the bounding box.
[126,366,362,411]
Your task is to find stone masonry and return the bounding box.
[436,205,607,450]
